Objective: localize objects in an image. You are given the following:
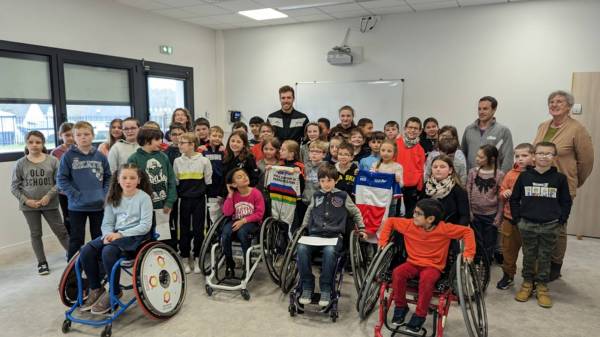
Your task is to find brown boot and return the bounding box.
[80,288,105,311]
[515,282,533,302]
[536,283,553,308]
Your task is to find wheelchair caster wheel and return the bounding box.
[101,325,112,337]
[330,311,338,322]
[205,285,213,296]
[289,304,296,317]
[61,319,71,333]
[241,289,250,301]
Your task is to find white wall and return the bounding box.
[222,0,600,145]
[0,0,218,249]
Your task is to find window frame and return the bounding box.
[0,39,194,162]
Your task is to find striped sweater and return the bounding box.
[173,153,213,198]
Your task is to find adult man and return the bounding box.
[267,85,308,144]
[462,96,514,172]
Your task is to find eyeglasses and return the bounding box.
[179,141,194,145]
[171,133,183,137]
[123,127,138,132]
[413,210,424,217]
[535,152,555,158]
[309,149,324,153]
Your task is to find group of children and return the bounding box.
[10,106,572,326]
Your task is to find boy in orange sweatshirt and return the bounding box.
[395,117,426,218]
[497,143,535,290]
[379,198,475,332]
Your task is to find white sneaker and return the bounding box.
[193,257,201,274]
[184,258,191,274]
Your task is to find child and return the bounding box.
[222,168,265,278]
[466,144,505,264]
[335,142,358,201]
[300,122,322,163]
[298,164,365,306]
[251,123,275,161]
[326,136,343,164]
[11,131,69,275]
[279,139,306,231]
[372,140,404,215]
[78,163,153,314]
[202,126,225,200]
[302,140,327,207]
[248,116,264,145]
[496,143,535,290]
[329,105,356,140]
[510,141,572,308]
[380,198,475,332]
[51,122,74,234]
[357,118,374,139]
[164,123,184,165]
[384,120,400,141]
[172,107,193,132]
[108,117,140,173]
[57,121,111,260]
[194,117,211,147]
[318,117,330,140]
[424,155,470,225]
[424,134,468,186]
[420,117,439,157]
[128,127,177,218]
[174,133,213,274]
[98,118,123,156]
[350,128,370,163]
[359,131,385,171]
[231,121,248,134]
[395,117,426,218]
[221,130,260,197]
[257,137,280,189]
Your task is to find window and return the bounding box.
[0,53,55,153]
[148,76,186,132]
[64,63,132,143]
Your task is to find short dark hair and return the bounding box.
[318,118,330,129]
[534,141,558,155]
[339,105,354,116]
[357,118,373,128]
[384,120,399,129]
[415,199,445,226]
[279,85,295,98]
[249,116,264,125]
[194,117,210,128]
[368,131,386,142]
[58,122,74,135]
[259,122,274,133]
[137,127,163,146]
[515,142,535,153]
[439,125,459,140]
[232,121,248,132]
[123,117,140,127]
[405,117,422,129]
[479,96,498,110]
[438,137,459,155]
[169,122,186,133]
[337,142,354,156]
[317,163,339,180]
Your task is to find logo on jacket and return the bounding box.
[331,196,344,208]
[145,158,168,202]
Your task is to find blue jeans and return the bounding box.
[297,238,342,293]
[221,220,259,259]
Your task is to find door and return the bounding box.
[569,72,600,238]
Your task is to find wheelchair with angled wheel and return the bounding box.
[58,234,187,337]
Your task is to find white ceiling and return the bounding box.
[114,0,530,30]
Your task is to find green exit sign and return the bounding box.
[159,45,173,55]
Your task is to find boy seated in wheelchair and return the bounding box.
[79,164,154,314]
[378,199,475,332]
[298,163,366,307]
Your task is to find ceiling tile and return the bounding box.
[280,7,324,16]
[407,0,460,11]
[369,5,413,14]
[183,16,225,24]
[155,0,206,7]
[183,4,231,16]
[319,3,368,14]
[210,23,240,29]
[152,8,199,18]
[458,0,507,6]
[328,9,371,18]
[294,13,333,21]
[254,0,338,8]
[210,13,258,23]
[360,0,407,9]
[214,0,264,11]
[116,0,171,10]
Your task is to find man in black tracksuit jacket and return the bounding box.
[267,85,308,144]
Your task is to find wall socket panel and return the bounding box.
[572,103,582,114]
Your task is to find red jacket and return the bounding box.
[395,137,426,189]
[251,143,264,162]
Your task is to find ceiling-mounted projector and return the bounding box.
[327,28,353,66]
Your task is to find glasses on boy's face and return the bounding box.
[171,132,183,137]
[179,141,194,145]
[535,152,555,158]
[309,149,324,153]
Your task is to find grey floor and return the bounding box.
[1,236,599,337]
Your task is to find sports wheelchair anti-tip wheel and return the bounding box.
[61,319,71,334]
[133,241,187,320]
[260,218,289,285]
[357,242,397,320]
[241,289,251,301]
[456,254,488,337]
[199,215,226,276]
[279,226,303,294]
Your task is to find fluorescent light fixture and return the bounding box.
[238,8,287,21]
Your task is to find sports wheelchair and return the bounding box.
[357,238,487,337]
[58,237,187,337]
[200,215,262,300]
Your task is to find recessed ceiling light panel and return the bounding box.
[238,8,288,21]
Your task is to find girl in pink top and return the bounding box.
[222,168,265,278]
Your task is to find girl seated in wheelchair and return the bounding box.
[222,168,265,279]
[298,163,366,307]
[79,163,153,314]
[378,199,475,332]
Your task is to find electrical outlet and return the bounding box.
[572,103,582,114]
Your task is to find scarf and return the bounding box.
[403,133,420,148]
[425,176,455,199]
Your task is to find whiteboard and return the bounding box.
[295,79,404,131]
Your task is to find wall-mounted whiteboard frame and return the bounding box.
[295,79,405,130]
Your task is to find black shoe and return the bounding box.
[494,252,504,265]
[496,273,514,290]
[406,314,426,332]
[225,257,236,279]
[38,262,49,275]
[391,306,409,326]
[549,262,562,282]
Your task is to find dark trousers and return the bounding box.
[179,197,206,258]
[68,210,103,260]
[221,220,259,260]
[58,194,71,235]
[393,262,441,317]
[518,219,561,283]
[168,199,179,250]
[401,186,420,218]
[297,239,343,293]
[471,213,497,262]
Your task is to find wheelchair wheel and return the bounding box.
[279,227,302,294]
[473,247,491,293]
[357,242,396,320]
[199,215,225,276]
[350,231,376,295]
[456,254,488,337]
[133,241,187,319]
[260,218,288,285]
[58,251,88,307]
